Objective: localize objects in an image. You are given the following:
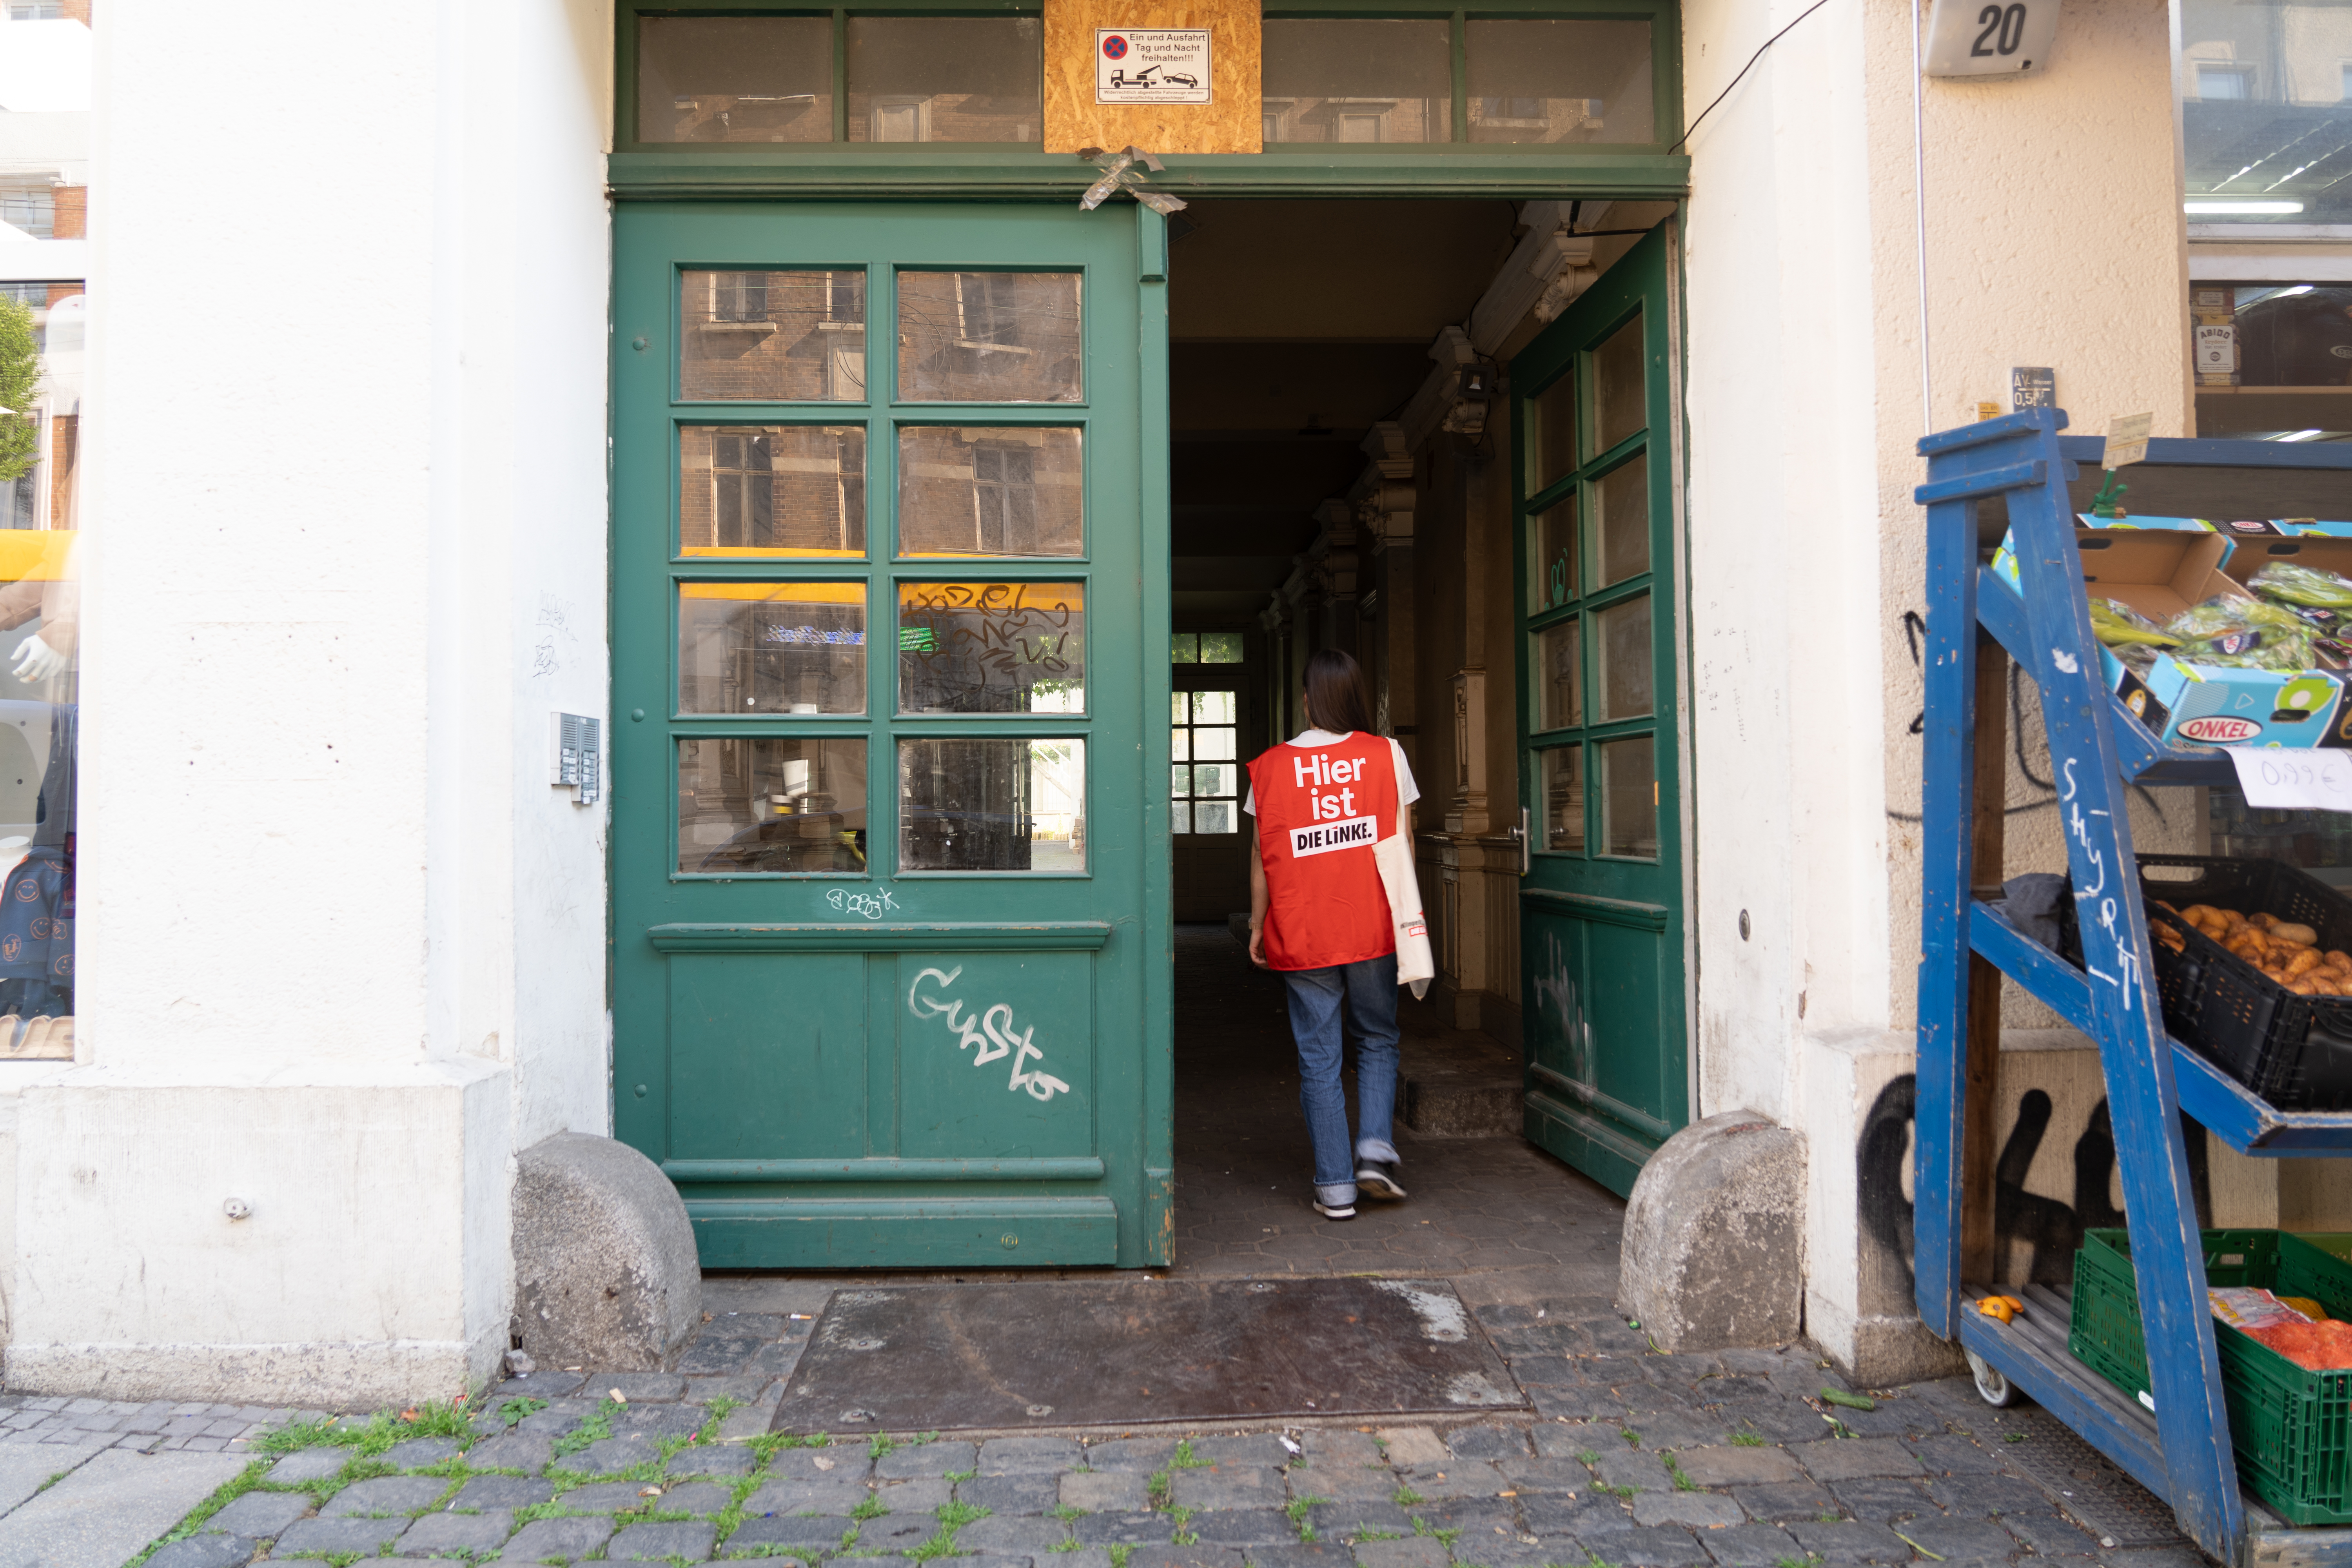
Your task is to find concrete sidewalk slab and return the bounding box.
[0,1443,104,1517]
[0,1448,249,1567]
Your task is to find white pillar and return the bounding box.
[7,0,613,1406]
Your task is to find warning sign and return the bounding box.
[1094,28,1212,105]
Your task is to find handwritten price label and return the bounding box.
[2228,747,2352,813]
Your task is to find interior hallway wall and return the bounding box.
[10,0,615,1406]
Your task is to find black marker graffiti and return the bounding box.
[1857,1072,2211,1292]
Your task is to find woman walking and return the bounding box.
[1244,648,1421,1220]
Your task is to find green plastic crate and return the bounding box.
[2070,1228,2352,1525]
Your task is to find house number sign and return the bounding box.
[1095,29,1212,105]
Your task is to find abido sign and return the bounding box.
[1095,28,1212,104]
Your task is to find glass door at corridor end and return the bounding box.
[1510,224,1686,1198]
[611,202,1173,1269]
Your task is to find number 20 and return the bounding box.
[1972,2,2027,56]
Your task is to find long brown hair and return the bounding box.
[1302,648,1377,735]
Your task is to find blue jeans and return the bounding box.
[1281,953,1402,1206]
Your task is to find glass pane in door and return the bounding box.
[677,736,868,874]
[1595,457,1649,586]
[1600,735,1657,858]
[1530,374,1577,495]
[897,427,1083,556]
[1597,594,1652,720]
[899,736,1085,871]
[681,270,866,401]
[1530,499,1576,611]
[680,426,867,557]
[1540,746,1585,851]
[1465,20,1654,143]
[1592,311,1646,453]
[897,272,1082,402]
[1259,19,1451,144]
[677,583,866,714]
[1535,619,1581,731]
[898,581,1084,712]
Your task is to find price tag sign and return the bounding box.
[2104,412,2153,469]
[2228,747,2352,813]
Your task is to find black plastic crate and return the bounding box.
[2141,855,2352,1111]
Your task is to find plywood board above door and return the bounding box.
[1043,0,1261,155]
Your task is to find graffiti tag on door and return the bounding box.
[907,966,1072,1102]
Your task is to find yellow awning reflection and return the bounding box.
[678,582,866,604]
[0,531,74,583]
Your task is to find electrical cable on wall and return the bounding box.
[1666,0,1833,154]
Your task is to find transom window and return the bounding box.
[1172,690,1240,835]
[622,5,1675,152]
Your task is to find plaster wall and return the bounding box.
[1678,0,2197,1376]
[11,0,615,1404]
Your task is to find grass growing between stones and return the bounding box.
[907,1499,991,1560]
[1170,1504,1198,1545]
[1171,1438,1209,1469]
[255,1397,478,1459]
[1731,1432,1766,1447]
[1393,1486,1425,1506]
[550,1398,621,1461]
[1287,1493,1328,1543]
[122,1459,274,1568]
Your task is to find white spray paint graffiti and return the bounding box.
[828,887,900,920]
[1532,929,1590,1083]
[907,966,1072,1102]
[2061,755,2141,1017]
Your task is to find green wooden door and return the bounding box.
[612,201,1173,1269]
[1511,225,1686,1198]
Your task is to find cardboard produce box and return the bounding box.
[1992,519,2349,749]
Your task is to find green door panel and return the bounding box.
[1512,223,1687,1198]
[612,201,1171,1269]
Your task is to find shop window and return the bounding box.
[1259,20,1450,145]
[1172,691,1238,835]
[1465,20,1653,144]
[846,17,1042,144]
[0,181,54,241]
[2190,283,2352,442]
[2181,0,2352,224]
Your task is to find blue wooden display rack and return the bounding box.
[1915,408,2352,1566]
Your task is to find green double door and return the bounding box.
[1512,225,1688,1198]
[612,202,1173,1269]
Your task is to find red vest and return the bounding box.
[1248,733,1398,971]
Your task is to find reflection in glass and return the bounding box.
[897,273,1081,402]
[1597,459,1649,586]
[1199,630,1243,663]
[2181,0,2352,227]
[678,584,865,715]
[678,736,868,874]
[900,737,1085,871]
[1541,747,1585,851]
[1531,371,1577,493]
[637,17,834,144]
[681,270,866,403]
[1593,312,1645,454]
[1598,595,1652,720]
[1601,735,1657,858]
[680,426,866,557]
[1536,620,1581,731]
[1466,20,1654,144]
[848,17,1043,143]
[1260,20,1451,144]
[1192,691,1235,724]
[1530,499,1575,612]
[897,427,1082,556]
[1172,633,1197,663]
[898,581,1083,713]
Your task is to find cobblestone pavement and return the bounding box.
[129,1292,2216,1567]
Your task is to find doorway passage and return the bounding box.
[1163,196,1683,1262]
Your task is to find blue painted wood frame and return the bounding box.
[1913,408,2241,1557]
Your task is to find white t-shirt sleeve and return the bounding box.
[1390,738,1420,808]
